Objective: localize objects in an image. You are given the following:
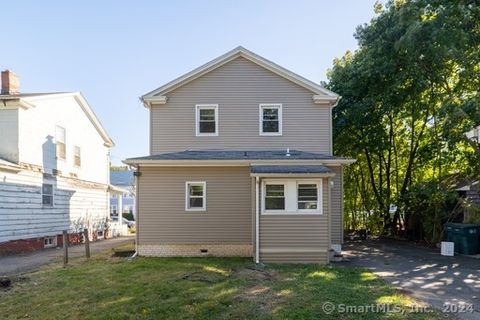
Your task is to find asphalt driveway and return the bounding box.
[342,239,480,320]
[0,236,134,277]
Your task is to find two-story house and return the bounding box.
[0,70,115,253]
[125,47,354,263]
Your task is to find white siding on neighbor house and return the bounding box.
[0,108,19,163]
[0,168,109,243]
[17,95,110,185]
[150,57,332,154]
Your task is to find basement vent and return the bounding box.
[200,249,208,254]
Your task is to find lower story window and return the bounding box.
[186,181,206,211]
[297,183,318,210]
[265,184,285,210]
[262,179,322,214]
[42,183,53,206]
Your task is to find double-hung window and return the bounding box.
[186,181,206,211]
[55,125,66,160]
[196,104,218,136]
[259,104,282,135]
[262,180,322,214]
[73,146,81,167]
[42,183,53,206]
[297,183,319,211]
[264,184,286,210]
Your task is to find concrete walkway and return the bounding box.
[341,239,480,320]
[0,236,134,276]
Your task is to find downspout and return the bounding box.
[255,176,260,264]
[131,166,140,259]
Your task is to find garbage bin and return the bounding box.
[444,223,480,255]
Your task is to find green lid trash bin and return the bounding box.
[444,223,480,255]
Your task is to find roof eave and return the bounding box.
[140,46,339,104]
[123,158,356,167]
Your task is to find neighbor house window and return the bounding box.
[185,181,206,211]
[262,179,322,214]
[196,104,218,136]
[42,183,53,206]
[264,184,285,210]
[44,236,57,248]
[297,183,319,211]
[111,204,117,215]
[259,104,282,135]
[73,146,81,167]
[55,125,66,160]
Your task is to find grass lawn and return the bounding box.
[0,245,447,320]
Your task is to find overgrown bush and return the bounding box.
[402,181,458,244]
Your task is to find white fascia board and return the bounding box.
[23,92,115,147]
[140,46,339,101]
[0,98,35,109]
[142,96,168,108]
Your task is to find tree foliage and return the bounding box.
[327,0,480,241]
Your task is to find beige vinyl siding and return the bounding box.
[259,178,329,263]
[151,57,331,154]
[330,166,343,244]
[137,166,252,245]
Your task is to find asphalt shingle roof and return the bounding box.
[250,165,331,174]
[110,170,134,186]
[126,150,343,161]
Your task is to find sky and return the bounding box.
[0,0,378,165]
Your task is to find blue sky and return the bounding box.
[1,1,377,165]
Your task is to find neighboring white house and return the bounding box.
[110,169,136,218]
[0,70,118,253]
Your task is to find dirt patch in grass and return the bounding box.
[180,271,227,283]
[0,276,30,292]
[233,267,279,281]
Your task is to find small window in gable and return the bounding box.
[196,105,218,136]
[259,104,282,135]
[55,125,66,160]
[74,146,81,167]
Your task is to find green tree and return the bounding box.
[328,0,480,239]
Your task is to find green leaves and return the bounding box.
[329,0,480,237]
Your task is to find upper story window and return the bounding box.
[74,146,81,167]
[259,104,282,136]
[185,181,206,211]
[55,125,66,160]
[195,104,218,136]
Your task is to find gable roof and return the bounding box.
[141,46,339,107]
[0,92,114,147]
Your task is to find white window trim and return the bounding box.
[73,145,81,167]
[262,180,287,214]
[44,236,57,248]
[195,104,218,137]
[42,183,54,207]
[259,104,282,136]
[185,181,207,211]
[55,125,67,161]
[261,179,323,215]
[296,180,322,213]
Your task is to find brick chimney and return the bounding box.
[1,70,20,95]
